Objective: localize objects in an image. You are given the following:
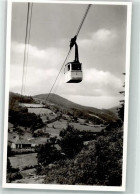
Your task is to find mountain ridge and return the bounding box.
[34,93,119,123]
[9,92,119,123]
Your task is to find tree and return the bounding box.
[59,125,83,158]
[49,136,57,146]
[9,109,44,129]
[95,133,123,186]
[118,73,125,123]
[37,142,61,166]
[7,158,20,174]
[7,145,13,157]
[7,158,12,173]
[45,126,123,186]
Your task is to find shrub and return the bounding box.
[95,134,122,186]
[9,109,44,130]
[7,158,19,173]
[7,158,12,173]
[7,172,23,183]
[44,141,98,185]
[44,127,123,186]
[7,158,22,183]
[59,125,83,158]
[37,143,61,166]
[7,145,13,157]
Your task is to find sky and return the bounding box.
[10,2,127,109]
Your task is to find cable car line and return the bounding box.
[21,3,30,95]
[64,4,91,83]
[76,4,91,37]
[12,3,32,110]
[37,4,91,115]
[24,3,33,94]
[36,4,92,120]
[30,49,72,130]
[21,3,91,129]
[44,4,92,97]
[38,49,72,115]
[21,2,33,96]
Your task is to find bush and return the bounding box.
[7,158,12,173]
[37,143,61,166]
[7,145,14,157]
[44,141,98,185]
[59,125,83,158]
[9,109,44,130]
[7,172,23,183]
[7,158,19,173]
[44,127,123,186]
[7,158,22,183]
[95,134,122,186]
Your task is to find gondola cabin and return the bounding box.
[65,61,82,83]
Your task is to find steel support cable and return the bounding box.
[49,4,92,96]
[12,4,31,110]
[36,4,92,117]
[37,49,72,115]
[44,4,92,99]
[29,4,91,129]
[21,3,91,97]
[30,49,72,130]
[76,4,91,37]
[21,3,30,96]
[24,3,33,94]
[44,49,71,102]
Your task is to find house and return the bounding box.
[8,140,37,149]
[15,140,32,149]
[8,136,49,150]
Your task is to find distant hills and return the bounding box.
[34,93,99,112]
[9,92,119,124]
[34,93,119,123]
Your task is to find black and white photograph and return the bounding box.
[3,0,132,191]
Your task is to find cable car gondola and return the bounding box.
[64,36,83,83]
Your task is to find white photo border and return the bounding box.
[2,0,132,191]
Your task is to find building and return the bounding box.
[8,137,48,150]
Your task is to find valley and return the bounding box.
[7,92,120,184]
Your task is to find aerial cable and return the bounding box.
[23,3,33,94]
[38,49,72,115]
[36,4,91,116]
[11,2,31,108]
[46,4,92,98]
[69,4,91,50]
[30,49,72,130]
[40,4,91,106]
[21,3,30,96]
[21,2,33,96]
[76,4,91,37]
[24,3,33,94]
[29,4,91,129]
[47,4,92,95]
